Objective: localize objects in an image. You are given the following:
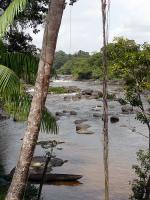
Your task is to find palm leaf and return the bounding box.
[0,64,20,98]
[0,52,38,83]
[0,0,28,37]
[41,107,58,134]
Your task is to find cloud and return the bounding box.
[29,0,150,53]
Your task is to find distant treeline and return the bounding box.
[53,37,150,81]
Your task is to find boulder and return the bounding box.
[70,111,77,115]
[121,105,133,113]
[82,89,93,95]
[110,115,119,123]
[76,124,91,131]
[74,119,88,124]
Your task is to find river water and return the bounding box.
[0,78,148,200]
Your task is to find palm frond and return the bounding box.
[0,64,20,98]
[0,52,38,83]
[41,107,58,134]
[0,0,28,37]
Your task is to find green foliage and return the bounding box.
[53,51,69,70]
[0,52,39,84]
[0,65,20,98]
[41,108,58,134]
[48,86,68,94]
[4,30,38,54]
[130,150,150,200]
[0,184,39,200]
[0,0,28,37]
[60,56,93,80]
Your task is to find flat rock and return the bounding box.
[31,156,67,170]
[76,124,91,131]
[74,119,88,124]
[76,130,94,135]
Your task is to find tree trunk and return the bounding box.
[5,0,65,199]
[101,1,109,200]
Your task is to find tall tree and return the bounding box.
[101,1,110,200]
[5,0,65,199]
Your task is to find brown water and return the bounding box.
[0,79,148,200]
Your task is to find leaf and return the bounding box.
[0,0,28,37]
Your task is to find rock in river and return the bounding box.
[77,130,94,135]
[74,119,88,124]
[70,111,77,115]
[121,105,133,113]
[93,113,101,118]
[76,124,91,131]
[110,115,119,123]
[82,89,93,95]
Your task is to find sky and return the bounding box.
[30,0,150,53]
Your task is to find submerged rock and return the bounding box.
[64,96,72,101]
[74,119,88,124]
[93,113,101,118]
[55,112,64,117]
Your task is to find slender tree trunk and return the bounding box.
[5,1,65,199]
[101,1,109,200]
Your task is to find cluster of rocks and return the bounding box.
[55,110,77,118]
[64,89,103,101]
[74,119,94,135]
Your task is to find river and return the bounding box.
[0,78,148,200]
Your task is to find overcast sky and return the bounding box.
[30,0,150,53]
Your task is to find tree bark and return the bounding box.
[101,1,109,200]
[5,0,65,199]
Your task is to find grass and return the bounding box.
[48,86,68,94]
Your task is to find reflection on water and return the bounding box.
[0,79,148,200]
